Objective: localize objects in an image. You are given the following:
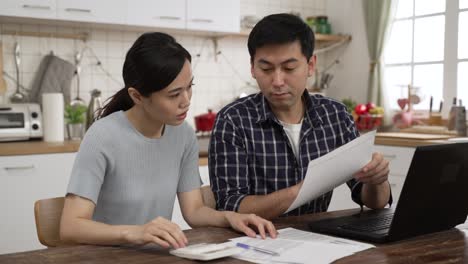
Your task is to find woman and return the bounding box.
[60,32,277,249]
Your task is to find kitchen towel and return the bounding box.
[30,54,75,105]
[42,93,64,142]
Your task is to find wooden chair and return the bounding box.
[34,190,214,247]
[201,185,216,209]
[34,197,65,247]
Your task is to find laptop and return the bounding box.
[308,142,468,243]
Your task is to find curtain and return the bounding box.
[362,0,398,124]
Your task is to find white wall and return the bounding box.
[324,0,369,103]
[0,0,357,129]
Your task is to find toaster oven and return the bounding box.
[0,104,43,142]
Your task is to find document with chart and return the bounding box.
[286,130,376,213]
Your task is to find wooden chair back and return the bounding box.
[201,185,216,209]
[34,197,65,247]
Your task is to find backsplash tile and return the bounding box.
[0,0,326,128]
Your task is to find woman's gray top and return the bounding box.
[67,111,202,225]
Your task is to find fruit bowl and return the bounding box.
[342,99,384,131]
[353,113,383,131]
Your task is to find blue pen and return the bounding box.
[235,242,280,256]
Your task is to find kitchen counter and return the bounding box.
[1,133,464,158]
[374,132,464,147]
[0,140,80,156]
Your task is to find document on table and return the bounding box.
[456,217,468,231]
[229,228,374,264]
[286,130,376,213]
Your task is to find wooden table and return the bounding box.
[1,209,467,263]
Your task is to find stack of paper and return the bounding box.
[230,228,374,264]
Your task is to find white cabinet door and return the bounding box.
[0,0,56,19]
[186,0,240,33]
[374,145,415,177]
[127,0,185,29]
[171,165,210,231]
[0,153,76,254]
[388,174,405,205]
[328,184,360,211]
[57,0,126,25]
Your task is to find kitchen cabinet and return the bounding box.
[186,0,240,33]
[328,184,360,211]
[1,0,240,35]
[0,0,56,19]
[328,145,415,211]
[374,145,415,177]
[56,0,126,25]
[171,165,210,230]
[0,153,76,254]
[375,145,415,204]
[126,0,186,29]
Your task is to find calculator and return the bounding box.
[170,242,243,261]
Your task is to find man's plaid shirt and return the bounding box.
[209,92,364,216]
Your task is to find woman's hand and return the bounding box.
[122,217,188,249]
[224,211,277,239]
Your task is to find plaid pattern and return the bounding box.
[209,92,364,216]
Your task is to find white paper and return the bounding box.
[230,228,374,264]
[286,131,376,213]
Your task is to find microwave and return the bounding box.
[0,104,43,142]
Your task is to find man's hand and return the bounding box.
[354,152,391,209]
[353,152,390,185]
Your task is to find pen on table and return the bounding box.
[439,99,443,113]
[235,242,280,256]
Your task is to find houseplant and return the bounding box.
[64,104,87,140]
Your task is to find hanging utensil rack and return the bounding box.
[1,29,88,41]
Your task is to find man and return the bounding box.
[208,13,391,219]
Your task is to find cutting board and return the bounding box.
[377,132,455,140]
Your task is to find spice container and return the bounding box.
[306,16,317,33]
[316,16,332,34]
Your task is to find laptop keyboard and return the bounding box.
[340,213,394,232]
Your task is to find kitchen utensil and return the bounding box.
[448,97,457,130]
[70,51,85,106]
[10,42,27,103]
[86,89,102,129]
[0,42,7,101]
[454,106,467,136]
[194,109,216,132]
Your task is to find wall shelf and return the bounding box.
[236,29,351,54]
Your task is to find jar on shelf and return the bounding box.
[316,15,332,34]
[306,16,317,33]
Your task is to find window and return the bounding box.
[384,0,468,114]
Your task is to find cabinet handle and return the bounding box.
[155,16,182,21]
[383,154,397,160]
[22,4,51,10]
[190,18,213,23]
[65,8,92,13]
[3,165,35,171]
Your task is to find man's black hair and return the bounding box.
[248,13,315,63]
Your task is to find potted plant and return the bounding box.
[64,104,87,140]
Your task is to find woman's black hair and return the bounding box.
[248,13,315,63]
[99,32,191,118]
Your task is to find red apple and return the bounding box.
[366,102,376,111]
[354,104,368,115]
